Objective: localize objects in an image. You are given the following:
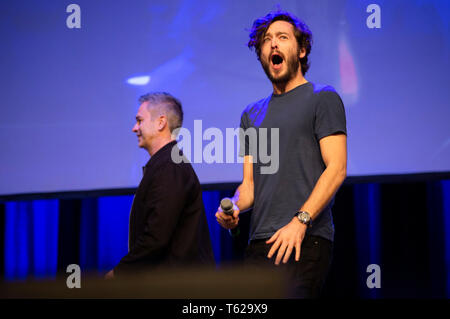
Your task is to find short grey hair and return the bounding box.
[138,92,183,133]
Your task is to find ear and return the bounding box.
[299,47,306,59]
[158,116,168,131]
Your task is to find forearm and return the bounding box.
[232,181,254,212]
[300,164,346,220]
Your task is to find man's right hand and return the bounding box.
[215,203,240,229]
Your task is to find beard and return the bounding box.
[261,49,301,84]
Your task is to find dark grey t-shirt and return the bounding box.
[239,82,347,242]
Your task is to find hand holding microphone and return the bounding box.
[215,197,240,230]
[220,198,236,216]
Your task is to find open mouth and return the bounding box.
[271,53,284,68]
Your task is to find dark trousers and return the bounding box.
[244,235,333,298]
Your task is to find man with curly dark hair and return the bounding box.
[247,10,313,78]
[216,10,348,298]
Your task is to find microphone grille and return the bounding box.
[220,198,233,210]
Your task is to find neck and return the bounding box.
[272,70,308,95]
[147,136,174,157]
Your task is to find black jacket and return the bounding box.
[114,141,215,275]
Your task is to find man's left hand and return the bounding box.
[266,218,307,265]
[105,269,114,280]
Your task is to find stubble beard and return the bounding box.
[261,49,301,85]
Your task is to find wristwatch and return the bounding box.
[294,211,312,227]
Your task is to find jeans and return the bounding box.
[244,235,333,298]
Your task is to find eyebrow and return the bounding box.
[264,31,290,38]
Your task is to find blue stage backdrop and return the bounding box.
[1,0,449,196]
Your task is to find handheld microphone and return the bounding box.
[220,198,240,237]
[220,198,235,216]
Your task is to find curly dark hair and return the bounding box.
[247,10,313,75]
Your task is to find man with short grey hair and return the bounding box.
[105,92,214,278]
[138,92,183,136]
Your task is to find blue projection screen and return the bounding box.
[0,0,449,195]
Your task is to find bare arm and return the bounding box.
[299,133,347,219]
[232,155,254,213]
[267,133,347,265]
[216,155,254,229]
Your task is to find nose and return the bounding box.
[271,38,278,49]
[132,123,138,133]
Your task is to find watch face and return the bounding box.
[299,212,310,223]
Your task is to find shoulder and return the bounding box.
[310,82,339,96]
[241,95,271,118]
[160,152,191,175]
[166,148,201,183]
[308,83,344,113]
[240,95,271,128]
[150,158,199,192]
[310,83,342,102]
